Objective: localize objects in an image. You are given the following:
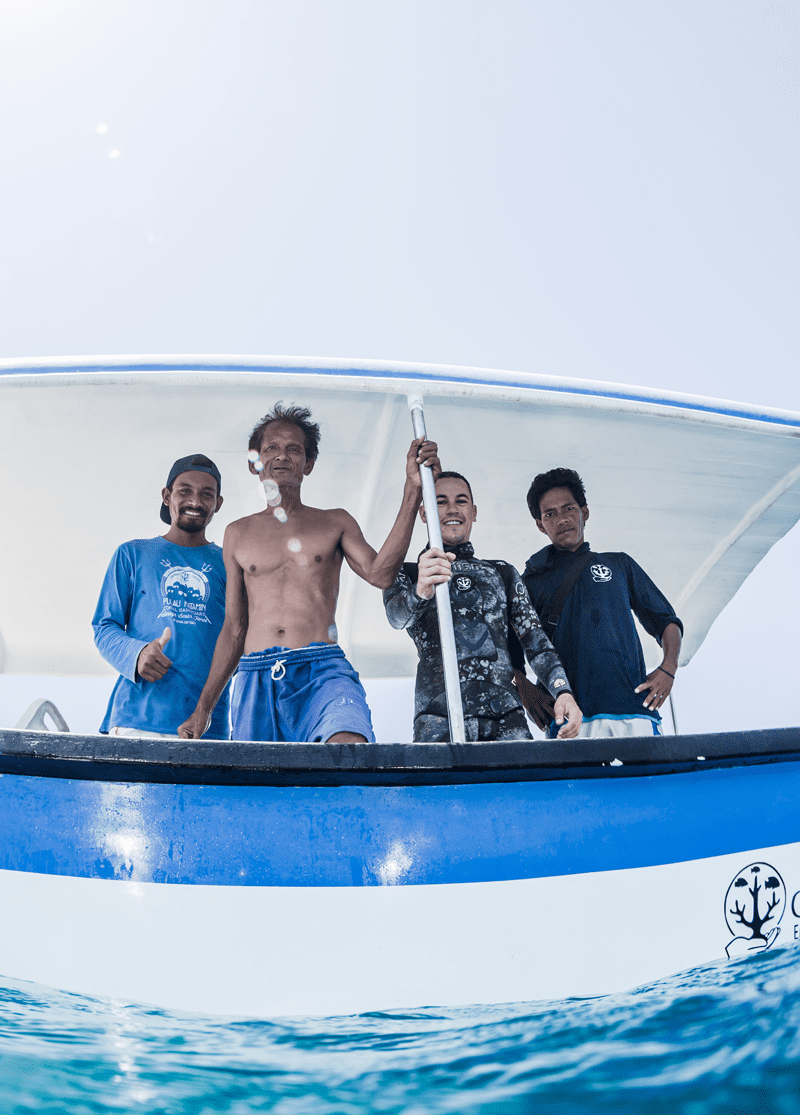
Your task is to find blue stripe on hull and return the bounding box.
[0,761,798,886]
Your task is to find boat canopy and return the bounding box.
[2,355,799,678]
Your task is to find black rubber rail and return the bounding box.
[0,725,798,786]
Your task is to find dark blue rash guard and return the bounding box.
[520,541,682,724]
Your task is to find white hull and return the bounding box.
[4,840,800,1016]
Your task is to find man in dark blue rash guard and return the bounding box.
[383,471,582,742]
[92,454,230,739]
[517,467,682,738]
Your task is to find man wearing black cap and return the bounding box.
[92,454,230,738]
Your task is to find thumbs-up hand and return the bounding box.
[136,627,173,682]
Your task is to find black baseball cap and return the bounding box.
[160,454,222,525]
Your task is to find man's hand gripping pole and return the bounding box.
[407,395,466,744]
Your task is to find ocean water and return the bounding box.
[2,945,800,1114]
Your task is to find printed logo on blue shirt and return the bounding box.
[158,563,213,624]
[590,564,613,583]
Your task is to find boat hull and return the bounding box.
[1,728,799,1015]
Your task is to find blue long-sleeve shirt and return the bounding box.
[521,542,682,723]
[92,537,229,737]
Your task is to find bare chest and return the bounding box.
[236,514,344,580]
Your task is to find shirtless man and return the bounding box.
[178,403,439,743]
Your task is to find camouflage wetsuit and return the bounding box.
[383,542,572,742]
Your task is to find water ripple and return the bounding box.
[1,945,800,1113]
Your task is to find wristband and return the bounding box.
[656,665,675,680]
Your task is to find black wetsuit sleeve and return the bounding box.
[496,562,572,700]
[507,626,526,673]
[491,562,527,672]
[383,563,432,630]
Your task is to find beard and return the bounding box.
[177,511,206,533]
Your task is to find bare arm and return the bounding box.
[178,526,249,739]
[341,438,440,590]
[634,621,682,712]
[512,668,553,732]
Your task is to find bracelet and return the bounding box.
[656,665,675,680]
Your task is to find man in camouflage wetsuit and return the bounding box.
[383,471,583,742]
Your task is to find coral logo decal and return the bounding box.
[590,564,612,583]
[724,862,785,958]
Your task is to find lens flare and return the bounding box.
[262,479,281,505]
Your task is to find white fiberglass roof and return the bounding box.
[2,355,799,678]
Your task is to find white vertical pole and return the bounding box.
[407,395,466,744]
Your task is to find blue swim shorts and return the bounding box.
[231,642,375,743]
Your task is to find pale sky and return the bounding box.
[1,0,797,734]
